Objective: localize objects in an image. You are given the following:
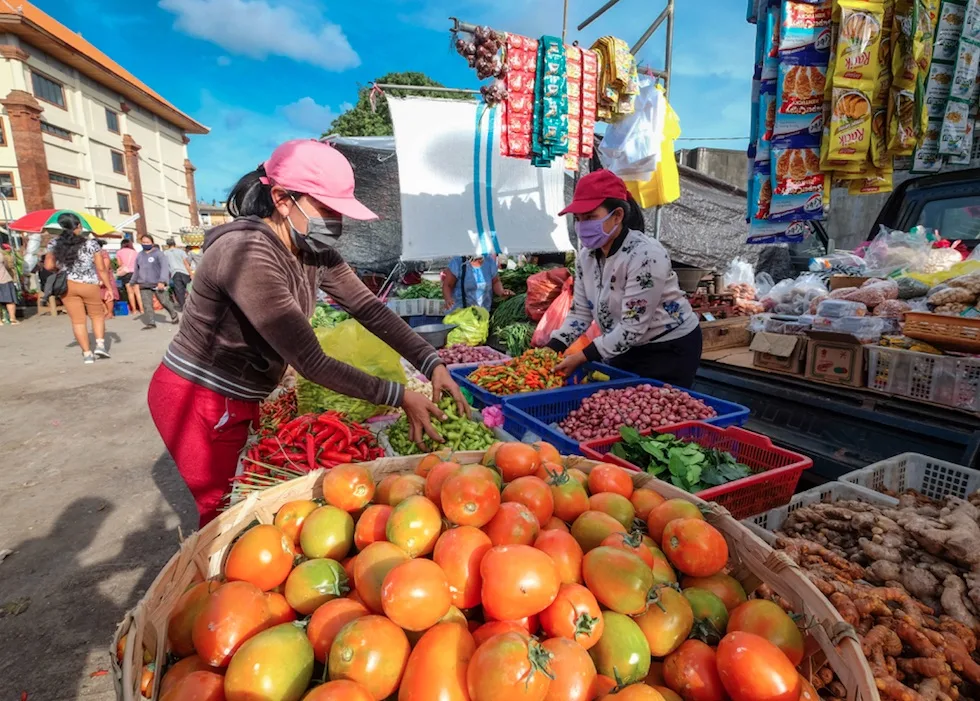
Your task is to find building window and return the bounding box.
[40,121,71,140]
[0,119,6,146]
[49,171,79,188]
[111,149,125,174]
[105,107,119,133]
[31,71,66,108]
[117,191,131,214]
[0,172,16,199]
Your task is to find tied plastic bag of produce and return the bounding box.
[532,278,574,348]
[296,319,407,422]
[444,306,490,346]
[525,267,572,321]
[722,257,755,288]
[863,225,934,277]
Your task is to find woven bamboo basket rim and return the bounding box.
[111,453,879,701]
[904,311,980,353]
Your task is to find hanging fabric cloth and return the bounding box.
[624,86,681,207]
[531,36,570,166]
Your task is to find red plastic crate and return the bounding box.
[580,422,813,519]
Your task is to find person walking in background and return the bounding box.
[95,239,118,318]
[0,243,19,325]
[185,243,202,275]
[115,238,142,316]
[441,255,512,312]
[132,234,178,330]
[44,213,114,363]
[163,238,192,310]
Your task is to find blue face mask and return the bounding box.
[141,244,153,251]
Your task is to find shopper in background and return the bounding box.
[131,234,178,329]
[44,213,114,363]
[95,239,118,318]
[442,255,512,312]
[0,243,18,325]
[185,244,202,274]
[115,238,142,316]
[163,238,192,309]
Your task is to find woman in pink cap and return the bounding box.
[147,139,468,526]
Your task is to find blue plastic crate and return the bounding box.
[450,363,637,409]
[501,378,751,455]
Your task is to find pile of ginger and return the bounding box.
[773,492,980,701]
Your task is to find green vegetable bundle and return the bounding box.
[386,397,497,455]
[498,264,542,294]
[396,280,443,299]
[610,427,752,494]
[497,322,535,357]
[490,293,529,333]
[310,304,351,329]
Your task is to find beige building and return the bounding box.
[198,201,232,229]
[0,2,208,241]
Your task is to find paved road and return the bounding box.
[0,310,197,700]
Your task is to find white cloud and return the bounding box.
[279,97,339,132]
[216,56,232,66]
[158,0,360,71]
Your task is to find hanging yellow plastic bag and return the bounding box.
[444,306,490,346]
[296,319,407,421]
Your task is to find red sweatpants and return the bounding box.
[147,364,259,526]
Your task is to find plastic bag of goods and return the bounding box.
[815,299,868,318]
[444,306,490,346]
[723,257,755,288]
[532,278,575,348]
[863,225,933,277]
[525,267,572,321]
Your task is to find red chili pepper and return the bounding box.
[321,416,353,444]
[305,434,316,470]
[321,450,354,464]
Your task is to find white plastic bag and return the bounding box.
[864,225,933,277]
[755,272,775,297]
[597,76,665,180]
[723,258,756,289]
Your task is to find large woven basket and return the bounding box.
[111,453,879,701]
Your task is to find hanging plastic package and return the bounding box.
[531,278,575,348]
[598,75,664,180]
[623,87,681,207]
[525,267,572,321]
[444,306,490,346]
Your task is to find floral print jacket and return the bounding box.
[551,229,698,359]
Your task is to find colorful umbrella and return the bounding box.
[8,208,118,235]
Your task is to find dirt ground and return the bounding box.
[0,309,197,700]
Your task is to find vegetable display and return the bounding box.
[395,280,443,300]
[490,293,530,333]
[437,344,508,365]
[611,427,752,494]
[559,385,718,442]
[310,305,351,329]
[496,322,535,357]
[259,388,298,434]
[385,397,498,455]
[498,264,542,294]
[467,348,565,395]
[244,412,385,473]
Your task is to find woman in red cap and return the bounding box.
[550,169,702,387]
[147,139,468,526]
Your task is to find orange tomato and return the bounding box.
[532,441,562,466]
[539,583,605,650]
[630,489,665,521]
[502,476,555,527]
[328,615,410,700]
[543,517,570,533]
[224,524,295,592]
[467,632,552,701]
[441,472,501,528]
[381,558,451,631]
[480,544,560,621]
[535,460,567,481]
[471,620,531,647]
[483,501,540,546]
[307,598,369,663]
[662,519,728,578]
[388,474,426,506]
[342,555,357,581]
[300,506,355,561]
[588,464,634,498]
[494,442,541,481]
[159,656,214,698]
[353,541,410,613]
[588,493,636,530]
[192,581,272,667]
[159,670,224,701]
[433,526,492,609]
[386,495,442,558]
[264,591,297,625]
[591,675,617,699]
[533,529,584,585]
[424,461,462,507]
[654,688,682,701]
[604,685,667,700]
[567,469,589,488]
[305,680,374,701]
[650,551,679,587]
[663,640,725,701]
[284,558,349,615]
[548,472,590,522]
[167,580,220,657]
[398,622,476,701]
[375,474,400,505]
[600,531,655,567]
[571,510,627,553]
[633,586,694,657]
[646,499,703,543]
[353,504,391,551]
[224,623,314,701]
[460,463,504,490]
[798,676,819,701]
[415,452,449,478]
[542,637,597,701]
[141,664,155,698]
[274,499,318,548]
[715,632,800,701]
[323,464,376,512]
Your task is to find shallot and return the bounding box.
[437,345,507,365]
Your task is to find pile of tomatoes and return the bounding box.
[140,441,823,701]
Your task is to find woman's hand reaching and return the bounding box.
[402,390,446,451]
[430,365,470,417]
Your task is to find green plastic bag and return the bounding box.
[444,306,490,346]
[296,319,407,422]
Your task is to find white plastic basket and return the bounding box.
[866,346,980,411]
[425,299,446,316]
[386,299,426,317]
[840,452,980,501]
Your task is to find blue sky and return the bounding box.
[40,0,756,201]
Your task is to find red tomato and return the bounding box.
[630,489,666,521]
[582,547,654,615]
[588,464,634,498]
[381,558,451,631]
[600,531,655,567]
[484,502,540,546]
[481,544,560,621]
[307,598,369,663]
[224,623,314,701]
[386,495,442,558]
[159,671,224,701]
[424,462,461,507]
[680,573,748,613]
[328,615,410,700]
[533,529,584,585]
[542,517,570,533]
[274,500,318,548]
[299,506,355,561]
[716,632,801,701]
[433,526,492,609]
[502,476,555,527]
[542,637,597,701]
[342,555,357,581]
[535,460,567,482]
[588,493,636,530]
[471,620,531,647]
[604,686,668,700]
[633,586,694,657]
[159,657,214,698]
[398,622,475,701]
[539,583,604,650]
[415,452,449,478]
[224,524,295,592]
[388,475,426,506]
[532,441,562,465]
[192,581,272,667]
[323,464,376,512]
[264,592,297,626]
[167,580,220,657]
[284,558,349,615]
[353,541,410,613]
[549,471,591,523]
[567,469,589,488]
[441,472,501,528]
[662,640,725,701]
[662,519,728,577]
[726,600,805,666]
[591,675,617,699]
[466,632,552,701]
[353,504,391,551]
[647,499,702,543]
[798,676,819,701]
[494,443,541,481]
[375,475,400,506]
[460,464,503,491]
[304,680,374,701]
[571,511,627,553]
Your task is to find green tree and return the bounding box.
[326,71,472,137]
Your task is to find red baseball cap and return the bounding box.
[559,169,630,216]
[261,139,378,221]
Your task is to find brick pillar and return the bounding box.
[123,134,148,238]
[184,159,200,227]
[1,89,53,212]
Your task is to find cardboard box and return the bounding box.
[750,332,807,374]
[828,275,870,291]
[805,331,866,387]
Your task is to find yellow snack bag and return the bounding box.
[891,0,918,90]
[870,106,889,167]
[835,1,885,88]
[847,167,894,194]
[827,86,874,160]
[887,87,917,154]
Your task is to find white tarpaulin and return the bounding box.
[388,97,572,260]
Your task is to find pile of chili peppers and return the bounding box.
[466,348,566,396]
[258,387,298,434]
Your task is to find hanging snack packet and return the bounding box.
[835,1,886,88]
[887,87,919,153]
[763,1,782,80]
[774,63,827,144]
[891,0,919,90]
[871,106,891,166]
[770,146,825,222]
[779,0,834,65]
[848,167,894,195]
[827,86,874,160]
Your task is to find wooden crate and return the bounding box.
[701,316,752,351]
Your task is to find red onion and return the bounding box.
[557,385,717,440]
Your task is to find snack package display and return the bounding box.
[812,315,888,342]
[816,299,870,317]
[847,166,894,194]
[779,0,834,65]
[891,0,919,90]
[774,63,827,143]
[764,315,815,334]
[834,1,886,88]
[827,87,874,160]
[764,2,783,80]
[886,87,919,153]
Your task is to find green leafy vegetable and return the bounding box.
[490,293,529,334]
[396,280,443,299]
[310,304,351,329]
[498,264,542,294]
[497,322,535,357]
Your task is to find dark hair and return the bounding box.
[602,197,645,233]
[51,212,85,270]
[140,234,154,244]
[165,237,176,247]
[95,238,108,247]
[121,239,133,248]
[227,165,302,219]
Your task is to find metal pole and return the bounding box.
[562,0,570,42]
[577,0,625,30]
[375,83,481,95]
[653,0,674,240]
[631,5,670,55]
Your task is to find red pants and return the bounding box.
[147,364,259,526]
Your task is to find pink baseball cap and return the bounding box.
[260,139,378,221]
